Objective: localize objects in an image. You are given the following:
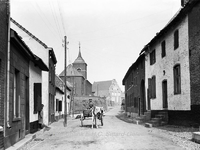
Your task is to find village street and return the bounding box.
[24,106,197,150]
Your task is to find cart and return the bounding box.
[80,109,103,127]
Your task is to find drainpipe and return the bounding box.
[6,0,11,128]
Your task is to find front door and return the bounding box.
[162,80,168,109]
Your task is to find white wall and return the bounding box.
[55,90,71,118]
[29,62,42,122]
[145,15,191,110]
[11,22,50,124]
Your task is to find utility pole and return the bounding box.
[64,36,68,127]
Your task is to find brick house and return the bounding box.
[11,18,57,126]
[141,0,200,125]
[122,53,146,117]
[92,79,122,106]
[0,1,8,149]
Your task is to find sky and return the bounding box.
[11,0,181,91]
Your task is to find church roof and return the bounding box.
[92,80,113,97]
[73,43,86,64]
[59,64,84,77]
[92,80,113,91]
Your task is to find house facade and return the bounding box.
[4,29,43,148]
[0,1,8,149]
[11,18,57,126]
[122,53,146,117]
[92,79,122,106]
[55,75,71,121]
[29,56,49,134]
[140,0,200,125]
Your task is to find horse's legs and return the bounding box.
[91,115,93,129]
[95,116,98,128]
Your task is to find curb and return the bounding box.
[6,134,36,150]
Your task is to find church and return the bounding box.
[59,44,92,96]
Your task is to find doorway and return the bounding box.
[162,80,168,109]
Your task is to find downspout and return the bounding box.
[6,0,11,128]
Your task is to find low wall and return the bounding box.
[74,96,108,114]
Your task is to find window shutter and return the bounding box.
[148,78,152,99]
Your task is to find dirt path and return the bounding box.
[30,106,183,150]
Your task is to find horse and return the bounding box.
[91,106,104,128]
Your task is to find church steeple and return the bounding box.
[73,42,86,64]
[73,42,87,79]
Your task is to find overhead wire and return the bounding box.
[49,0,63,39]
[57,0,67,36]
[33,1,62,40]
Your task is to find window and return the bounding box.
[134,97,138,108]
[14,69,20,118]
[58,101,62,111]
[174,64,181,94]
[152,76,156,98]
[150,50,156,65]
[77,68,81,72]
[174,29,179,50]
[148,76,156,99]
[161,40,166,58]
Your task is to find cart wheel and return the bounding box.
[101,116,103,126]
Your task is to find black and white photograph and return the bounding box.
[1,0,200,149]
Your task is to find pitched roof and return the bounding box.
[92,80,113,97]
[92,80,112,91]
[55,74,72,92]
[11,17,48,49]
[59,64,84,77]
[122,53,145,85]
[55,75,64,93]
[140,0,200,54]
[73,49,86,64]
[11,29,49,71]
[11,18,57,65]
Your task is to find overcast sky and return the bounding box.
[11,0,181,91]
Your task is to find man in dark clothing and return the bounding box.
[88,99,94,109]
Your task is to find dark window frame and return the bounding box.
[161,40,166,58]
[150,50,156,65]
[174,64,181,94]
[174,29,179,50]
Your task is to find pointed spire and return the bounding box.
[78,42,82,57]
[73,42,86,64]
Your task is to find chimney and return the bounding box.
[181,0,190,7]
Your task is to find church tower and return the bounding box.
[72,42,87,79]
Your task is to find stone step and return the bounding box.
[192,132,200,144]
[158,111,168,115]
[152,117,162,122]
[149,120,160,127]
[160,121,168,126]
[145,123,152,128]
[155,114,165,120]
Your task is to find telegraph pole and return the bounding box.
[64,36,68,127]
